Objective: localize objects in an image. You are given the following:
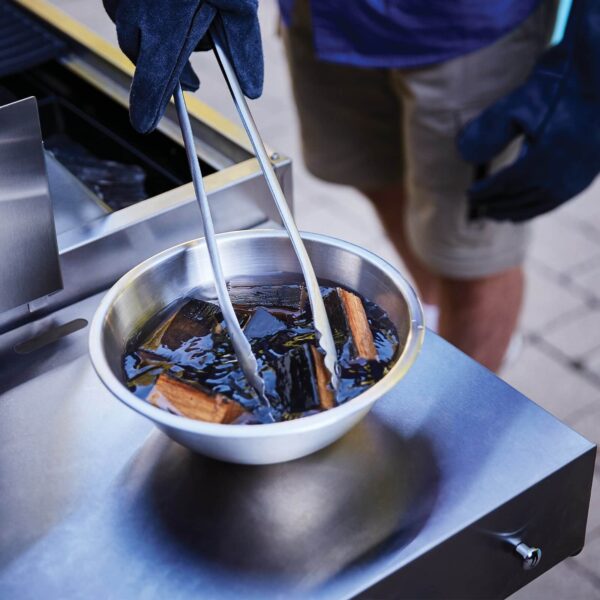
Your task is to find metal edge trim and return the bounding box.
[56,157,290,252]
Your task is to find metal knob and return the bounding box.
[515,542,542,570]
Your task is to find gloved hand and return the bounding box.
[458,0,600,222]
[103,0,263,134]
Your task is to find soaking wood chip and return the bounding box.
[310,345,335,409]
[337,288,378,360]
[148,373,247,424]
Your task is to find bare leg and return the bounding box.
[438,266,524,371]
[361,184,522,372]
[362,184,438,305]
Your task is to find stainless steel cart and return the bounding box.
[0,3,596,598]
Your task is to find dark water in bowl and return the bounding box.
[122,284,399,423]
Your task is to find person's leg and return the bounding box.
[361,184,439,305]
[282,2,437,300]
[365,174,525,369]
[398,94,531,371]
[395,0,556,370]
[282,2,404,193]
[438,267,524,371]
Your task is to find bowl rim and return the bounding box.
[88,230,425,438]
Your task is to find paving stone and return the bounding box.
[587,351,600,379]
[573,263,600,301]
[530,215,600,273]
[520,267,586,333]
[321,188,385,231]
[570,532,600,584]
[542,309,600,362]
[293,176,380,225]
[567,406,600,448]
[559,175,600,230]
[581,471,600,540]
[563,410,600,538]
[509,560,600,599]
[294,203,381,249]
[500,343,599,421]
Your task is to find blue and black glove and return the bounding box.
[458,0,600,222]
[103,0,263,134]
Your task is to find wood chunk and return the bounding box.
[159,299,221,350]
[179,299,221,321]
[136,349,171,368]
[148,373,246,424]
[272,345,320,413]
[297,285,310,316]
[228,285,304,313]
[323,287,350,350]
[310,346,336,410]
[128,367,165,391]
[337,288,378,360]
[141,312,177,352]
[271,343,336,413]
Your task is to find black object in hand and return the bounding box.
[458,0,600,222]
[103,0,263,134]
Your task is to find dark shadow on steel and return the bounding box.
[117,416,439,588]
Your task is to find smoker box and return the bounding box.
[0,1,596,598]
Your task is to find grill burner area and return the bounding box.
[0,61,213,208]
[0,3,66,77]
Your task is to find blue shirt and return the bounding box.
[279,0,543,68]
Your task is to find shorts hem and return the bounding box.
[415,246,529,280]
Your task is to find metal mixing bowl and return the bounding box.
[89,230,424,464]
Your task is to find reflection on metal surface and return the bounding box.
[119,420,437,586]
[14,318,87,355]
[0,97,62,313]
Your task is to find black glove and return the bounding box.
[103,0,263,134]
[458,0,600,222]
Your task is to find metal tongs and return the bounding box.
[173,22,338,416]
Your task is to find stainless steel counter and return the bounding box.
[0,4,595,595]
[0,291,595,599]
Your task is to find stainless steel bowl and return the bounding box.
[89,230,424,464]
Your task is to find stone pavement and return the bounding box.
[50,1,600,597]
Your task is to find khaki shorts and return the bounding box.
[283,1,557,278]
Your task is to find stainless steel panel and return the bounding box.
[0,157,292,334]
[55,157,292,300]
[0,97,62,312]
[360,450,595,598]
[0,293,594,599]
[45,151,109,235]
